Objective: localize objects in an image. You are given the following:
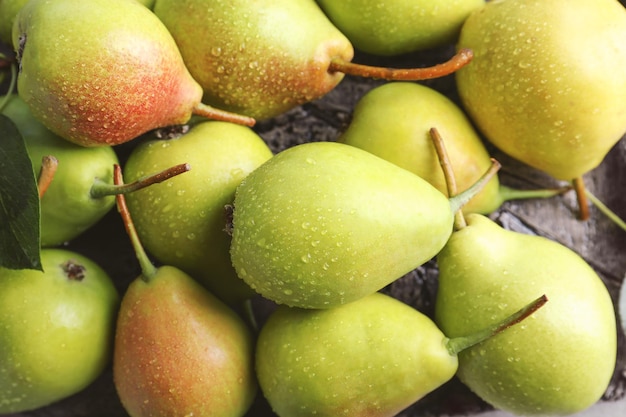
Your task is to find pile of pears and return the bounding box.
[0,0,625,417]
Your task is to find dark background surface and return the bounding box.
[1,3,625,417]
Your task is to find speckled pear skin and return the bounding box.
[113,265,257,417]
[123,121,273,305]
[256,292,459,417]
[153,0,354,120]
[338,82,502,214]
[456,0,626,180]
[435,213,617,416]
[230,141,454,309]
[316,0,484,56]
[13,0,204,147]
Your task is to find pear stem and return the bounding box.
[449,158,501,215]
[113,164,158,281]
[90,163,191,199]
[572,177,590,221]
[192,102,256,127]
[497,184,572,203]
[37,155,58,198]
[328,48,473,80]
[585,190,626,233]
[445,294,548,356]
[429,127,467,230]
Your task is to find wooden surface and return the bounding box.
[2,18,626,417]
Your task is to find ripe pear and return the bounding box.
[12,0,254,147]
[435,213,617,416]
[152,0,473,121]
[123,121,273,305]
[257,291,547,417]
[1,94,119,246]
[113,166,257,417]
[455,0,626,182]
[315,0,485,56]
[339,82,566,214]
[230,141,495,309]
[0,248,119,413]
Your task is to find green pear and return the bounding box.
[0,248,120,413]
[152,0,473,121]
[113,167,257,417]
[257,291,547,417]
[1,94,119,246]
[0,0,26,47]
[315,0,485,56]
[123,121,273,305]
[230,141,494,309]
[12,0,254,147]
[435,213,617,416]
[455,0,626,182]
[339,82,566,214]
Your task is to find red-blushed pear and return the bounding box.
[455,0,626,219]
[12,0,254,148]
[112,166,257,417]
[153,0,474,120]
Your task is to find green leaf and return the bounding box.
[0,113,41,271]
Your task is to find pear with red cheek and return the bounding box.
[112,166,257,417]
[12,0,253,148]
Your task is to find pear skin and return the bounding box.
[113,265,257,417]
[13,0,205,147]
[0,249,119,413]
[230,141,456,308]
[456,0,626,180]
[123,121,273,305]
[153,0,354,120]
[316,0,485,56]
[256,292,459,417]
[339,82,502,214]
[435,213,617,415]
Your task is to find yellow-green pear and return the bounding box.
[123,121,273,305]
[0,248,119,413]
[315,0,485,56]
[230,141,494,309]
[257,291,547,417]
[435,213,617,416]
[0,0,27,47]
[455,0,626,182]
[339,82,565,214]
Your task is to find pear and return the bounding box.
[455,0,626,208]
[0,0,26,47]
[315,0,485,56]
[1,94,119,246]
[230,141,497,309]
[0,248,119,413]
[112,165,257,417]
[12,0,254,148]
[123,121,273,305]
[339,82,567,214]
[152,0,474,120]
[257,291,547,417]
[435,213,617,416]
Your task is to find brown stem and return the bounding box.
[329,48,474,80]
[572,176,590,221]
[192,102,256,127]
[37,155,59,198]
[430,127,467,230]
